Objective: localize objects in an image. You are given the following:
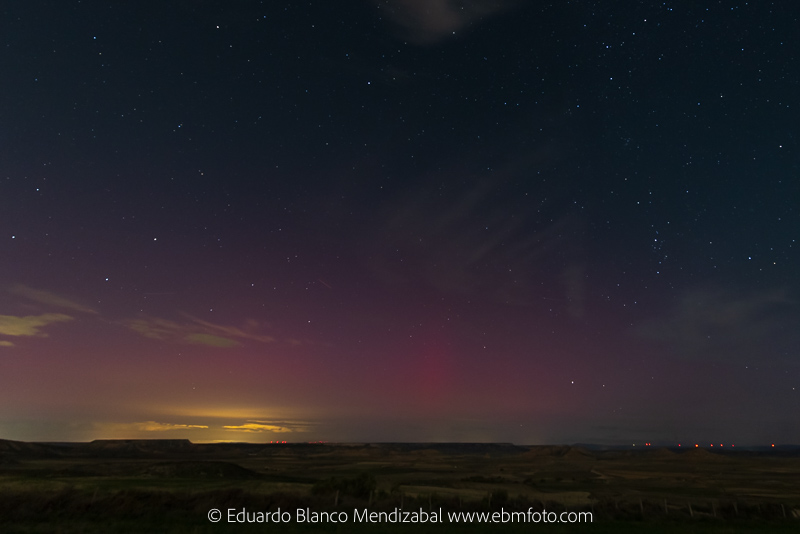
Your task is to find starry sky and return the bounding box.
[1,0,798,445]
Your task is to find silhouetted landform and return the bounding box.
[87,438,194,451]
[3,438,798,458]
[2,439,799,532]
[0,438,62,457]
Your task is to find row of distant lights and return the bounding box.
[265,442,777,448]
[264,441,779,448]
[637,443,776,448]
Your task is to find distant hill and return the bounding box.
[522,445,595,459]
[376,442,528,456]
[0,439,60,456]
[87,439,193,454]
[1,439,798,462]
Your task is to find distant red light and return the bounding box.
[695,444,698,448]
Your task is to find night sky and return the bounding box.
[1,1,798,446]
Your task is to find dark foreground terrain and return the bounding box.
[1,439,798,533]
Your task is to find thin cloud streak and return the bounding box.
[122,314,277,348]
[7,285,97,314]
[96,421,209,433]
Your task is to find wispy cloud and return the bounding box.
[5,284,299,349]
[638,287,798,362]
[184,333,240,348]
[223,420,314,433]
[371,169,585,307]
[0,313,74,337]
[0,285,92,344]
[123,314,277,348]
[7,284,97,314]
[126,317,186,340]
[99,421,209,433]
[185,315,276,344]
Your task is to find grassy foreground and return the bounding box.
[1,439,798,532]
